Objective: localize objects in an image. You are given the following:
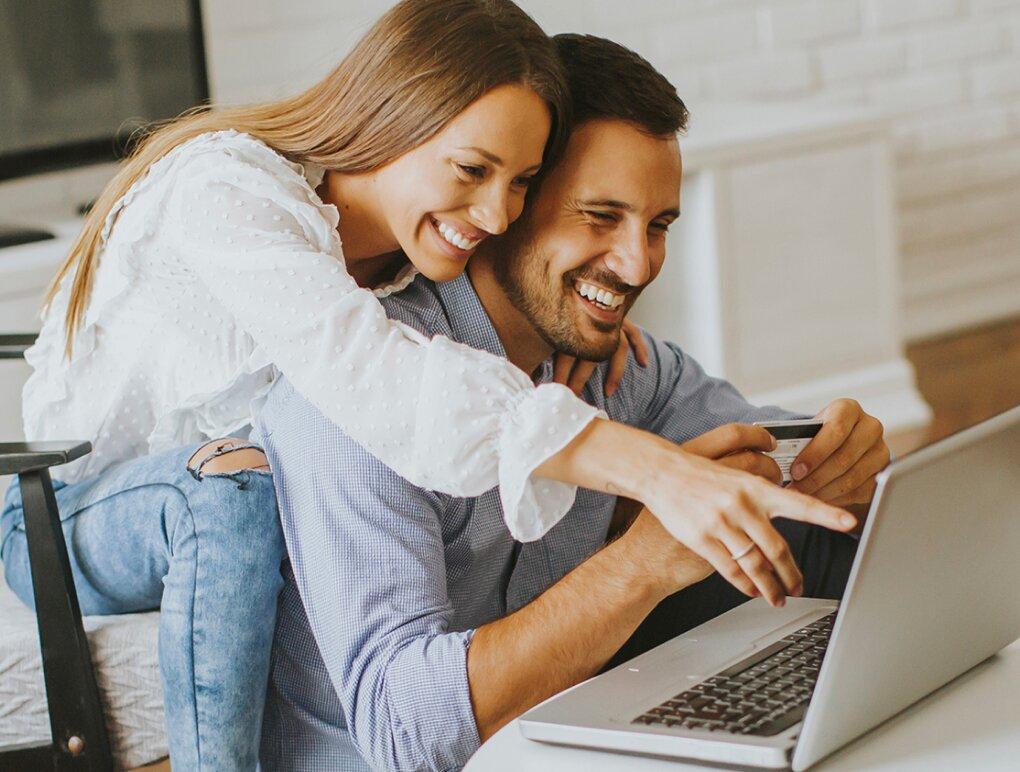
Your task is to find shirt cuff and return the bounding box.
[380,628,481,770]
[497,382,605,542]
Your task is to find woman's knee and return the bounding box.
[183,438,282,556]
[187,438,271,479]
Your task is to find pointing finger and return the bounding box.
[758,481,857,532]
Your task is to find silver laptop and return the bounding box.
[520,405,1020,770]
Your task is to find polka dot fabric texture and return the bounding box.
[22,130,600,540]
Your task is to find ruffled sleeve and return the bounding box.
[171,132,601,541]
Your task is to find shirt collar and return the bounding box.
[433,273,555,384]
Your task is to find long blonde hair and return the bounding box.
[47,0,568,356]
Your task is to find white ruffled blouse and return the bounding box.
[23,130,602,541]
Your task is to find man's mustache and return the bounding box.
[564,268,641,296]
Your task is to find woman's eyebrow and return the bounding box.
[459,146,504,165]
[458,146,542,173]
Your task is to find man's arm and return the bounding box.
[469,413,862,741]
[468,506,710,740]
[261,380,710,765]
[260,381,480,771]
[537,337,859,606]
[470,419,835,742]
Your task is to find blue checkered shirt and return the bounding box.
[254,273,797,770]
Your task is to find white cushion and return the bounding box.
[0,581,167,768]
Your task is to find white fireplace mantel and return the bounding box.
[631,102,932,434]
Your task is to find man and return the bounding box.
[255,34,889,770]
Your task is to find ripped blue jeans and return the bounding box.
[0,441,284,771]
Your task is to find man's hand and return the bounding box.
[788,399,891,507]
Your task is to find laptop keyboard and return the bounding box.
[632,611,836,737]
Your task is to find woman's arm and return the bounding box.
[537,418,856,605]
[172,136,853,602]
[172,135,600,541]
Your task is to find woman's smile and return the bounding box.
[427,215,485,258]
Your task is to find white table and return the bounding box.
[465,639,1020,771]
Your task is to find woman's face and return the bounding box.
[373,84,552,282]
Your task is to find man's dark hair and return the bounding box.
[553,33,688,136]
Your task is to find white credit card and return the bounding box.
[754,419,824,484]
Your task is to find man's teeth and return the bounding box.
[576,282,625,309]
[437,221,481,251]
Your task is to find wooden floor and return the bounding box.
[127,316,1020,772]
[892,314,1020,454]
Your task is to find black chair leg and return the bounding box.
[18,468,112,770]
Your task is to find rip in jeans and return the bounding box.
[187,439,271,489]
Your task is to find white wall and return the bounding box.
[3,1,1018,341]
[202,0,1020,342]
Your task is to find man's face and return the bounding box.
[493,119,682,361]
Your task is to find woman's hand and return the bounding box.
[535,419,855,609]
[552,319,649,397]
[641,424,857,607]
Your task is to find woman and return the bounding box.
[1,1,850,768]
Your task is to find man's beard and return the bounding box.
[493,221,623,362]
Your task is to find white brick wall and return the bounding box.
[649,12,758,66]
[199,0,1020,341]
[763,0,861,46]
[865,0,962,30]
[909,21,1004,67]
[819,38,906,81]
[971,58,1020,98]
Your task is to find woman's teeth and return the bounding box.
[437,221,481,251]
[575,282,625,310]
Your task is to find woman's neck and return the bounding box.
[318,169,405,288]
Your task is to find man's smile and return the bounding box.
[572,279,626,310]
[571,279,627,324]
